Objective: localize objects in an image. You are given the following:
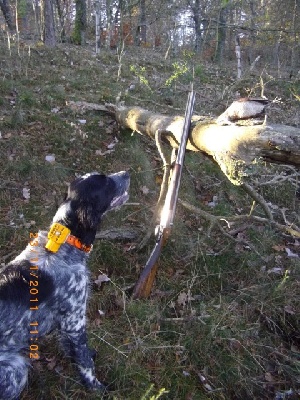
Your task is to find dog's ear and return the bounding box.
[76,202,103,231]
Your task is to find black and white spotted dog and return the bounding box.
[0,171,130,399]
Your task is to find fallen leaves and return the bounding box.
[140,185,150,195]
[22,187,30,200]
[94,273,110,288]
[95,137,119,156]
[45,154,55,163]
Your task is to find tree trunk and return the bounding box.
[94,0,100,53]
[0,0,16,32]
[55,0,66,41]
[135,0,146,45]
[44,0,56,47]
[140,0,146,44]
[214,5,227,62]
[235,34,242,79]
[65,100,300,185]
[191,0,202,53]
[112,105,300,185]
[248,0,256,64]
[73,0,86,45]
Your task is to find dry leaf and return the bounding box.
[140,185,150,195]
[45,154,55,163]
[94,274,110,287]
[197,373,214,392]
[22,187,30,200]
[267,267,285,275]
[95,149,114,156]
[177,290,194,307]
[51,107,60,113]
[284,305,295,315]
[285,247,299,258]
[264,372,274,382]
[272,244,285,251]
[155,175,163,184]
[107,137,118,149]
[177,292,188,306]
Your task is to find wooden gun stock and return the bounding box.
[132,90,196,299]
[132,232,165,299]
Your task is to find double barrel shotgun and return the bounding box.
[133,89,196,299]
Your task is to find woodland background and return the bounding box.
[0,1,300,400]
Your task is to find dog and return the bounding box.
[0,171,130,399]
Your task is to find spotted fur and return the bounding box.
[0,171,130,399]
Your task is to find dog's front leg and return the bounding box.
[60,323,105,391]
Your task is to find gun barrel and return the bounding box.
[176,90,196,165]
[160,90,196,229]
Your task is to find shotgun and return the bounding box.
[132,90,196,299]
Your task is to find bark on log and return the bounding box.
[113,105,300,184]
[66,101,300,184]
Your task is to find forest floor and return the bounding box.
[0,38,300,400]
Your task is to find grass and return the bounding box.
[0,36,299,400]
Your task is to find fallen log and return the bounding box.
[66,100,300,184]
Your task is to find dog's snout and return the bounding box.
[109,170,130,180]
[109,171,130,189]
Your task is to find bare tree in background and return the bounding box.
[95,0,101,53]
[214,2,229,63]
[0,0,15,32]
[135,0,146,45]
[189,0,202,53]
[44,0,56,46]
[73,0,87,44]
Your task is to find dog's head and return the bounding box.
[52,171,130,246]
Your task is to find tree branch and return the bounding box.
[178,199,300,239]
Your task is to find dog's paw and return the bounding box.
[79,365,106,391]
[92,379,107,391]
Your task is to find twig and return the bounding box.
[241,182,273,220]
[92,333,128,358]
[178,199,300,239]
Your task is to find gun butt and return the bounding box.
[132,238,163,299]
[132,262,160,299]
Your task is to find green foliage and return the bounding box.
[193,64,209,82]
[165,61,188,86]
[19,90,36,107]
[221,0,230,7]
[140,385,169,400]
[17,0,28,18]
[130,65,152,91]
[181,49,195,60]
[72,0,86,45]
[72,24,82,45]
